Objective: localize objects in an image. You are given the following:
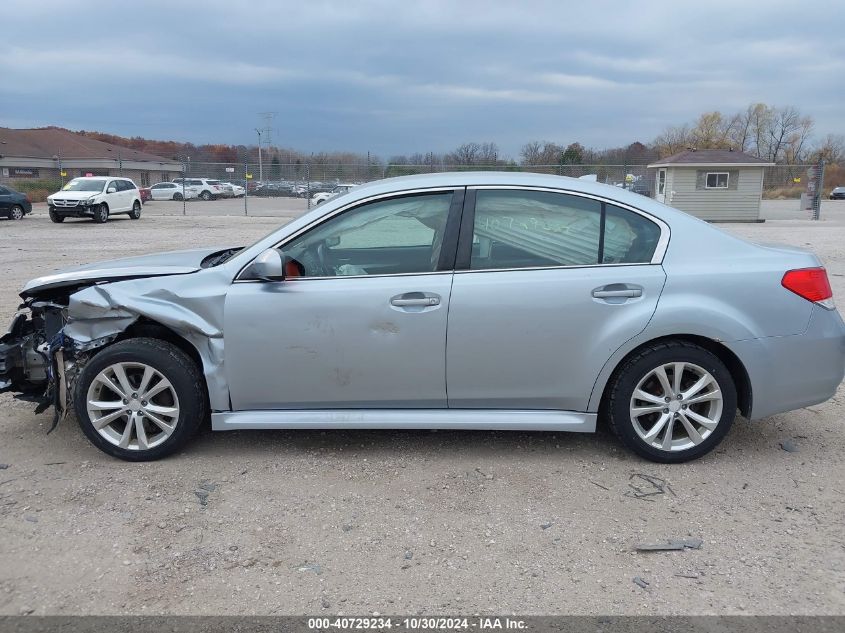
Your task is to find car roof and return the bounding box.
[334,171,688,223]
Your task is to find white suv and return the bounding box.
[172,178,233,200]
[47,177,142,223]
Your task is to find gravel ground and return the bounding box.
[0,203,844,616]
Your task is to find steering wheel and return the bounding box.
[296,240,334,276]
[316,241,332,273]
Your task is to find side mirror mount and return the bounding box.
[107,187,117,194]
[241,248,286,282]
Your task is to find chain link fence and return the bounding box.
[2,161,826,213]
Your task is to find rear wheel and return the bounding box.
[129,200,141,219]
[173,192,183,201]
[605,341,737,463]
[49,207,65,223]
[9,205,24,220]
[93,203,109,223]
[74,338,207,461]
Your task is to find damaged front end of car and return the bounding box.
[0,292,113,430]
[0,247,238,429]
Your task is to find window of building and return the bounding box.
[705,172,729,189]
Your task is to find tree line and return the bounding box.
[652,103,842,164]
[70,102,842,169]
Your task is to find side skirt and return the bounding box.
[211,409,596,432]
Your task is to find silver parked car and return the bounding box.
[1,172,843,462]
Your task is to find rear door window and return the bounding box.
[467,189,661,270]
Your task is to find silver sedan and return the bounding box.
[2,172,843,462]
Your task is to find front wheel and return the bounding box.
[74,338,207,461]
[49,207,65,223]
[200,190,212,201]
[93,203,109,223]
[129,200,141,219]
[605,341,737,463]
[9,205,24,220]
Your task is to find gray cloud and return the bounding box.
[1,0,842,157]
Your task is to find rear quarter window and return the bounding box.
[602,203,661,264]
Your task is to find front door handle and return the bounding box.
[592,288,642,298]
[391,296,440,307]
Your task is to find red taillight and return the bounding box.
[782,267,833,305]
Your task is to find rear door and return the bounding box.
[446,187,668,412]
[122,180,138,207]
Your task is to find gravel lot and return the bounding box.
[1,200,844,616]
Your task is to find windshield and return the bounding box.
[63,179,106,192]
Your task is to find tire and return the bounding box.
[49,207,65,223]
[129,200,142,220]
[9,205,24,220]
[604,340,737,463]
[93,203,109,223]
[200,190,212,201]
[173,192,183,201]
[74,338,207,461]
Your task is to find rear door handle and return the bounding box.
[592,288,642,298]
[391,297,440,307]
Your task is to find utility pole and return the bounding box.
[257,112,276,182]
[255,128,263,182]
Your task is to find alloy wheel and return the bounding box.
[629,362,723,452]
[86,361,180,451]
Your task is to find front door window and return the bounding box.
[283,192,454,277]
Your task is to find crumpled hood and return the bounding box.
[21,247,226,296]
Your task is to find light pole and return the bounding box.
[175,154,190,216]
[255,128,263,182]
[52,154,64,187]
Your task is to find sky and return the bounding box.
[1,0,843,159]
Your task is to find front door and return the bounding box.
[0,186,10,213]
[224,189,462,410]
[446,188,667,412]
[106,180,125,211]
[656,169,667,203]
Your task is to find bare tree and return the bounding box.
[447,142,480,165]
[811,134,845,164]
[653,124,692,157]
[447,142,500,165]
[520,141,563,165]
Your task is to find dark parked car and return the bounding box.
[253,182,293,197]
[139,187,152,203]
[0,185,32,220]
[830,187,845,200]
[630,180,651,197]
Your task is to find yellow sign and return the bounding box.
[60,170,67,177]
[246,173,253,179]
[793,177,801,183]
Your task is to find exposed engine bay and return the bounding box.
[0,294,96,429]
